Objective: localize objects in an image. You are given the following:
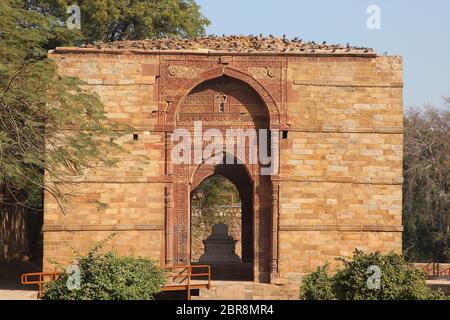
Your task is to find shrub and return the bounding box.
[300,265,336,300]
[43,241,166,300]
[300,250,446,300]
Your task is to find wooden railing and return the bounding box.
[20,264,211,300]
[21,271,62,298]
[161,264,211,300]
[439,265,450,276]
[414,262,450,277]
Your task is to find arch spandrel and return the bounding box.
[164,66,281,128]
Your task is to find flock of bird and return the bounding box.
[85,34,375,54]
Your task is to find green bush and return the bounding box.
[43,243,166,300]
[300,265,335,300]
[300,250,446,300]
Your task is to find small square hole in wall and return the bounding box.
[133,133,139,140]
[282,131,288,139]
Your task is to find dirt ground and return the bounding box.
[0,261,40,300]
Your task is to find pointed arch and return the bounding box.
[165,66,281,128]
[189,151,254,190]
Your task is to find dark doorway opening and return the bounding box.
[190,170,253,281]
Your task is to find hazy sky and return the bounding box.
[196,0,450,109]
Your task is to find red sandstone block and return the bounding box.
[287,84,299,103]
[142,64,159,76]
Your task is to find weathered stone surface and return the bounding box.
[80,35,374,55]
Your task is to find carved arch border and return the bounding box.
[189,152,255,191]
[162,63,282,280]
[188,155,256,272]
[164,66,282,129]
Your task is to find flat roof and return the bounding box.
[51,35,379,57]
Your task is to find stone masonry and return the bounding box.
[44,36,403,298]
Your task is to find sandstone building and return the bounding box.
[44,36,403,297]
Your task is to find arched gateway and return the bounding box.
[167,75,277,282]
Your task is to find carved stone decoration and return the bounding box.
[271,183,280,275]
[159,57,285,282]
[175,182,189,264]
[161,64,287,131]
[168,65,177,76]
[168,65,198,78]
[250,67,281,79]
[267,68,276,78]
[214,92,228,113]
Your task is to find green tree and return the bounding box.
[191,174,240,226]
[0,0,123,208]
[0,0,209,261]
[403,103,450,262]
[1,0,210,209]
[300,250,446,300]
[27,0,210,43]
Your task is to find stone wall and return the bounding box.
[43,52,164,269]
[43,182,165,268]
[45,47,403,289]
[191,206,242,262]
[276,55,403,281]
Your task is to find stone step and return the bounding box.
[191,281,299,300]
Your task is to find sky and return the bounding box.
[196,0,450,109]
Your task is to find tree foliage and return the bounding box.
[0,0,123,208]
[190,174,242,260]
[403,103,450,262]
[300,265,335,300]
[191,174,240,226]
[43,236,166,300]
[1,0,210,209]
[300,250,446,300]
[27,0,210,43]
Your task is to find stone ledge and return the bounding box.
[53,177,170,184]
[42,224,164,232]
[54,175,403,185]
[293,80,403,88]
[279,224,403,232]
[274,175,403,185]
[288,125,403,134]
[56,125,404,134]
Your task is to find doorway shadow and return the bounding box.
[0,260,41,291]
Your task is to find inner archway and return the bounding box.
[190,168,254,281]
[190,174,241,263]
[169,73,275,282]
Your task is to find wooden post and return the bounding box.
[187,265,191,300]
